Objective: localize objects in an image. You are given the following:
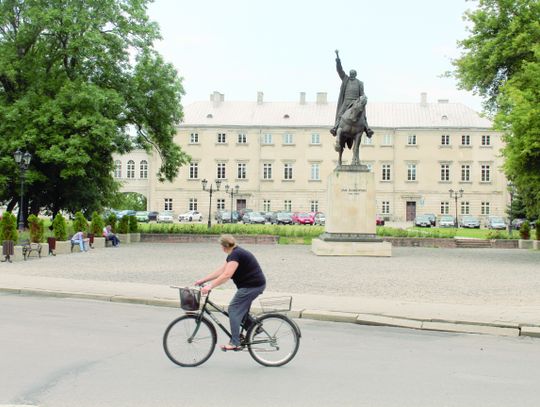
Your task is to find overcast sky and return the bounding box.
[147,0,483,111]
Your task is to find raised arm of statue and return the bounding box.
[336,55,345,80]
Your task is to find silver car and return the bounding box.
[486,216,506,230]
[459,215,480,228]
[439,215,455,228]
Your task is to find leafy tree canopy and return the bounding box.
[451,0,540,218]
[0,0,189,221]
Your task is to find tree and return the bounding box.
[451,0,540,218]
[0,0,189,222]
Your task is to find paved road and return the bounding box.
[2,294,540,407]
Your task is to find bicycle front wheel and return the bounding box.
[163,315,217,367]
[247,314,300,367]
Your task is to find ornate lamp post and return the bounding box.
[14,150,32,231]
[508,181,515,236]
[202,179,221,228]
[449,188,463,228]
[224,184,240,223]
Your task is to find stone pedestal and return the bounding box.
[312,165,392,257]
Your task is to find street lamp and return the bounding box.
[449,188,463,228]
[14,150,32,231]
[201,179,221,228]
[224,184,240,223]
[508,181,515,236]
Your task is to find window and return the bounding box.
[441,134,450,145]
[217,198,225,211]
[263,133,273,144]
[382,201,390,215]
[407,164,417,181]
[114,160,121,178]
[217,163,226,180]
[440,164,450,181]
[481,201,490,215]
[481,135,491,146]
[139,160,148,179]
[283,133,294,145]
[190,133,199,143]
[189,162,199,179]
[481,164,491,182]
[382,134,393,145]
[263,163,272,180]
[127,160,135,179]
[263,200,271,212]
[310,200,319,212]
[284,200,292,212]
[461,201,470,215]
[217,133,226,144]
[407,134,417,145]
[310,163,320,181]
[283,163,293,180]
[237,163,247,179]
[164,198,173,211]
[237,133,247,144]
[363,136,373,145]
[189,198,197,211]
[461,164,470,182]
[461,134,470,145]
[382,164,392,181]
[440,201,449,215]
[311,133,320,144]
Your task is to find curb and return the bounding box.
[2,287,538,339]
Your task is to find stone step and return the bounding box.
[455,239,492,248]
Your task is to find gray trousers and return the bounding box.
[228,285,265,346]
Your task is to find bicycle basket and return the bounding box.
[259,296,292,313]
[179,287,201,311]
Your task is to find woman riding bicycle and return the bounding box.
[195,234,266,352]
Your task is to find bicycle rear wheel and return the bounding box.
[247,314,300,367]
[163,315,216,367]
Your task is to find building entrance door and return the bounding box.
[236,199,246,212]
[406,201,416,221]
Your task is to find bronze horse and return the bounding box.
[334,95,370,166]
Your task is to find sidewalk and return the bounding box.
[1,242,540,338]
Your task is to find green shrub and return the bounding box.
[117,216,129,234]
[27,214,45,243]
[0,212,18,243]
[128,215,138,233]
[106,214,117,233]
[52,213,68,240]
[73,211,88,232]
[520,221,531,240]
[90,211,105,236]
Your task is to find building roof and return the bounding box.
[180,99,493,130]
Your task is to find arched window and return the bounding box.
[114,160,122,178]
[140,160,148,179]
[127,160,135,179]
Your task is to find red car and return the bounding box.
[293,212,315,225]
[376,215,385,226]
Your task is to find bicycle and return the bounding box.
[163,286,301,367]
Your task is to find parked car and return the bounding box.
[376,215,385,226]
[178,210,203,222]
[414,215,432,227]
[156,211,174,223]
[273,212,293,225]
[294,212,314,225]
[314,212,326,226]
[459,215,480,228]
[217,211,239,224]
[242,211,266,224]
[486,216,506,230]
[439,215,456,228]
[511,218,527,229]
[423,213,437,226]
[116,209,136,219]
[135,211,149,222]
[238,208,253,219]
[148,211,159,222]
[263,211,276,223]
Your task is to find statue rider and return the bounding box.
[330,50,374,138]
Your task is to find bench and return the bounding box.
[21,239,42,261]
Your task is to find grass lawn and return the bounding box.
[409,226,517,239]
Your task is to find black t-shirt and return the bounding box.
[226,246,266,288]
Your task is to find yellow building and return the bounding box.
[115,91,507,223]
